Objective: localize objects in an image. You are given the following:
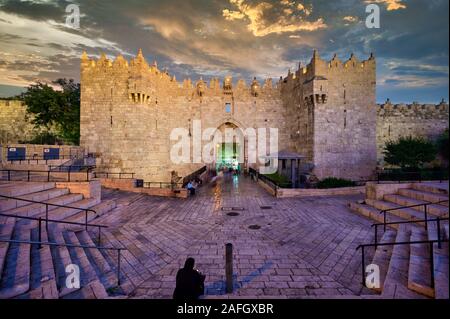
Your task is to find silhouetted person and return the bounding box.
[173,258,205,300]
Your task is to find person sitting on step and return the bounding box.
[173,258,205,300]
[187,180,196,196]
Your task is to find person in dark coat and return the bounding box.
[173,258,205,300]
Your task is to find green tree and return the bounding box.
[21,78,80,145]
[437,129,449,162]
[384,136,437,170]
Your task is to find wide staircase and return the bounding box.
[350,182,449,299]
[0,181,125,299]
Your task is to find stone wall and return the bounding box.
[376,100,449,166]
[80,49,447,184]
[80,50,289,182]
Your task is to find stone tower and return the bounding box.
[282,50,377,180]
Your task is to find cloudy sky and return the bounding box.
[0,0,448,103]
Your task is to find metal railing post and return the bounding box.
[424,205,428,231]
[27,170,30,182]
[38,217,42,249]
[48,170,50,182]
[383,211,387,232]
[374,225,378,246]
[7,170,10,181]
[98,226,101,245]
[225,243,233,294]
[361,246,365,287]
[117,250,121,286]
[45,204,49,231]
[437,218,442,249]
[430,242,434,288]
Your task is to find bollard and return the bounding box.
[225,243,233,293]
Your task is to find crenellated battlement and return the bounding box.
[377,99,449,119]
[279,50,376,108]
[81,49,279,101]
[283,50,376,85]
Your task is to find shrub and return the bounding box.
[263,173,292,187]
[317,177,356,189]
[383,136,437,170]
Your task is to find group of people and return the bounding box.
[186,177,202,196]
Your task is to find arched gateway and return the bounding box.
[213,121,247,172]
[80,50,377,183]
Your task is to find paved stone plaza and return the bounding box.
[96,173,376,299]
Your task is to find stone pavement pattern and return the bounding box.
[96,174,376,298]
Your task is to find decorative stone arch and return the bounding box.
[211,117,247,131]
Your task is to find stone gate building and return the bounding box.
[78,49,447,183]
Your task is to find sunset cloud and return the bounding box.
[0,0,447,103]
[222,0,326,37]
[343,16,358,23]
[366,0,407,11]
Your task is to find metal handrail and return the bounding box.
[93,172,135,179]
[0,194,97,229]
[249,168,280,194]
[0,211,107,245]
[0,168,92,182]
[379,199,449,232]
[5,155,76,165]
[0,238,126,286]
[356,239,449,288]
[142,181,183,189]
[371,216,449,248]
[182,166,207,185]
[49,165,96,172]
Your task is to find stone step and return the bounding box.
[61,279,109,299]
[63,231,104,290]
[0,188,69,212]
[3,194,84,218]
[366,199,426,225]
[383,194,448,218]
[382,225,426,299]
[369,229,397,293]
[76,230,119,292]
[0,218,16,281]
[21,279,59,299]
[27,226,59,299]
[47,225,79,297]
[407,228,434,298]
[349,202,402,227]
[40,197,101,223]
[398,189,449,207]
[0,182,56,197]
[427,220,449,299]
[412,183,449,196]
[63,199,116,225]
[0,228,31,298]
[93,229,142,292]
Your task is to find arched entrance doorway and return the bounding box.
[213,121,247,173]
